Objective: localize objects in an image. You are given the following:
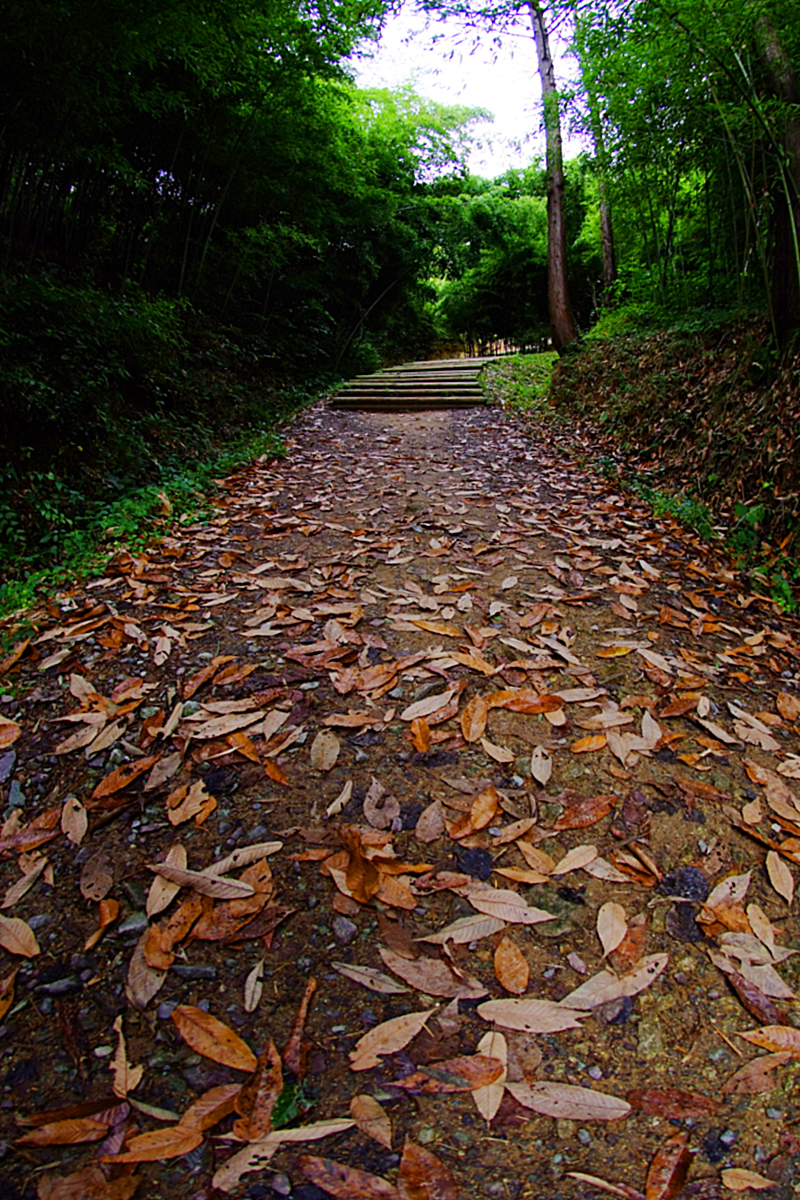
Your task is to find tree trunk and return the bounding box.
[528,1,578,352]
[757,12,800,350]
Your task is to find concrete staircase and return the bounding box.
[330,357,492,412]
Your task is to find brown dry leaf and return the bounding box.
[212,1118,357,1193]
[125,929,167,1010]
[777,692,800,722]
[626,1088,719,1119]
[333,962,410,995]
[363,778,400,831]
[552,844,598,875]
[507,1082,631,1121]
[597,646,634,658]
[183,656,235,699]
[143,893,204,970]
[397,1139,458,1200]
[449,784,500,839]
[0,966,19,1022]
[609,912,648,972]
[2,853,48,909]
[310,730,340,771]
[765,850,794,903]
[146,861,254,900]
[299,1157,400,1200]
[350,1094,393,1150]
[110,1015,143,1098]
[393,1054,503,1095]
[644,1131,691,1200]
[60,797,88,846]
[472,1030,507,1123]
[379,947,486,999]
[565,1173,645,1200]
[530,745,552,785]
[401,688,457,722]
[146,843,186,916]
[166,780,214,826]
[91,753,160,800]
[461,694,489,742]
[284,976,317,1079]
[0,716,21,749]
[461,886,557,926]
[721,1053,791,1095]
[37,1165,139,1200]
[410,717,431,753]
[738,1025,800,1055]
[233,1039,283,1141]
[415,798,446,843]
[17,1118,111,1146]
[243,959,264,1013]
[597,902,627,958]
[349,1009,435,1071]
[561,953,669,1010]
[553,792,616,832]
[720,1169,776,1192]
[179,1083,241,1132]
[571,734,607,754]
[477,997,586,1033]
[0,913,40,957]
[101,1123,203,1163]
[172,1005,257,1072]
[494,934,529,995]
[480,736,514,764]
[418,913,507,945]
[84,898,120,951]
[80,850,114,902]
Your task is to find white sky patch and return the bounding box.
[350,7,588,178]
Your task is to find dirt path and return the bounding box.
[1,401,799,1200]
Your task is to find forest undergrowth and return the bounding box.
[483,322,800,615]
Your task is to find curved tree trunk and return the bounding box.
[528,1,578,352]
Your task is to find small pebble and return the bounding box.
[766,1108,782,1120]
[118,911,149,935]
[587,1065,603,1080]
[157,1001,179,1020]
[577,1128,591,1145]
[332,916,358,944]
[270,1175,292,1197]
[708,989,721,999]
[171,965,217,982]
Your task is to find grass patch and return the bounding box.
[479,352,558,412]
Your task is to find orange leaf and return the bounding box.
[179,1083,241,1132]
[233,1039,283,1141]
[263,759,290,786]
[0,638,30,676]
[398,1139,458,1200]
[596,646,633,658]
[644,1131,691,1200]
[410,717,431,753]
[101,1124,203,1163]
[571,735,607,754]
[493,935,529,995]
[0,716,21,750]
[182,656,235,699]
[738,1025,800,1056]
[172,1005,257,1072]
[91,754,161,800]
[460,695,488,743]
[18,1117,110,1146]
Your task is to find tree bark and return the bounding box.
[528,1,578,352]
[757,12,800,350]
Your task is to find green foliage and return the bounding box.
[480,352,558,411]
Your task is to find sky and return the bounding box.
[351,6,585,177]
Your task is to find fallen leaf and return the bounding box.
[472,1030,507,1122]
[310,730,341,771]
[626,1088,719,1119]
[146,843,186,916]
[460,694,489,742]
[721,1052,791,1095]
[243,959,264,1013]
[477,997,586,1033]
[597,902,627,958]
[2,854,48,910]
[410,718,431,753]
[79,851,115,902]
[720,1169,776,1192]
[777,692,800,722]
[561,954,669,1010]
[0,914,40,957]
[17,1118,111,1146]
[645,1131,691,1200]
[101,1123,203,1163]
[397,1139,458,1200]
[415,799,446,843]
[299,1156,400,1200]
[379,947,486,998]
[146,861,255,899]
[0,716,21,749]
[0,967,19,1022]
[737,1025,800,1056]
[125,930,167,1010]
[349,1009,435,1071]
[172,1005,257,1072]
[494,934,529,995]
[507,1081,631,1121]
[418,914,507,945]
[333,962,410,995]
[350,1094,393,1150]
[91,753,160,800]
[571,734,607,754]
[60,797,88,845]
[392,1053,503,1093]
[110,1015,143,1098]
[212,1119,356,1193]
[551,844,598,875]
[233,1039,283,1141]
[530,745,552,785]
[480,736,514,764]
[766,850,794,904]
[179,1083,241,1132]
[401,688,457,722]
[37,1165,140,1200]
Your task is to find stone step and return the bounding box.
[330,357,490,411]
